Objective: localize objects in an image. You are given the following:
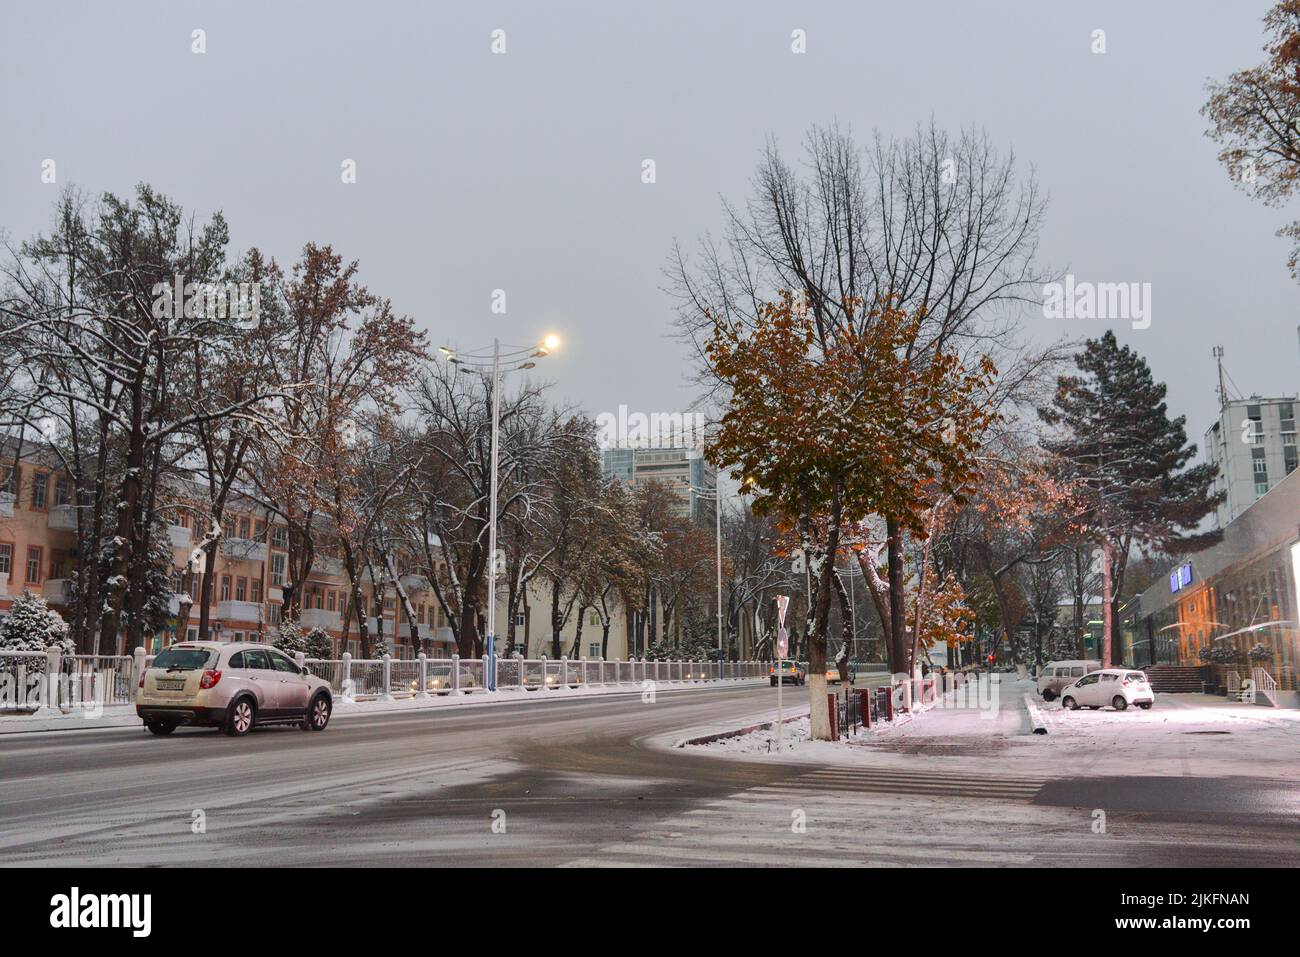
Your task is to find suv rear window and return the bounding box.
[152,648,215,671]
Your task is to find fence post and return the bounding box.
[417,652,428,698]
[515,651,523,690]
[132,646,146,696]
[382,654,393,701]
[859,688,873,730]
[450,653,460,693]
[540,654,548,691]
[828,692,838,739]
[294,651,306,670]
[43,646,63,712]
[341,652,354,702]
[883,685,895,722]
[560,655,568,689]
[481,655,489,692]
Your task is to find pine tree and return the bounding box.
[1039,332,1223,664]
[303,627,333,660]
[273,620,307,655]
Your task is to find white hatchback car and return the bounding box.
[1059,668,1155,711]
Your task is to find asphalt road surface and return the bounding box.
[1,684,1294,866]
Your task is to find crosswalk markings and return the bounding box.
[765,766,1047,801]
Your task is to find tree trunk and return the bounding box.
[885,517,908,677]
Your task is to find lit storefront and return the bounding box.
[1126,468,1299,689]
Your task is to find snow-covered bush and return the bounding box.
[1248,642,1272,662]
[0,591,74,670]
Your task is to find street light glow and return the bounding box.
[543,334,561,351]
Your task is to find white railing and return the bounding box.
[0,650,140,710]
[1252,667,1278,707]
[302,653,775,702]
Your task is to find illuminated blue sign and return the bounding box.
[1169,563,1193,593]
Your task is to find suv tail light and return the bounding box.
[200,669,222,689]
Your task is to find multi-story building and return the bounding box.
[1204,395,1298,528]
[0,441,462,658]
[1123,464,1299,695]
[0,440,639,661]
[599,445,716,521]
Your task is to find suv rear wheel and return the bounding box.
[1111,695,1128,711]
[146,720,176,736]
[224,697,255,736]
[1061,695,1078,710]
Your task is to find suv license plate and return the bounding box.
[156,679,185,691]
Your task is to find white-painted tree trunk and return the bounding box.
[808,672,832,740]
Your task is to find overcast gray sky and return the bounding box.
[2,0,1297,452]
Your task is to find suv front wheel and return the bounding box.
[224,697,255,736]
[303,694,331,731]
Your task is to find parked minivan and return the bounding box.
[1037,659,1101,700]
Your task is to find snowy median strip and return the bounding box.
[1023,693,1049,735]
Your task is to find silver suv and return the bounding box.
[136,641,333,736]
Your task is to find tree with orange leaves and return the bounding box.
[1203,1,1300,280]
[706,293,995,738]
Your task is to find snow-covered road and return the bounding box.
[1,679,1294,867]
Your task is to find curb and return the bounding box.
[1023,693,1049,734]
[673,711,808,748]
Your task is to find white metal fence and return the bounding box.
[0,649,141,709]
[2,645,775,711]
[303,653,774,701]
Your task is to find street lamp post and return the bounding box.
[439,335,559,690]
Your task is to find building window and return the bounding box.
[0,543,11,577]
[1286,446,1298,475]
[250,579,262,603]
[26,546,42,583]
[268,604,282,626]
[269,553,286,586]
[54,476,71,506]
[588,643,601,658]
[235,576,247,602]
[221,575,231,601]
[31,473,48,509]
[327,590,337,612]
[254,519,266,539]
[238,515,250,539]
[0,466,17,495]
[270,525,288,549]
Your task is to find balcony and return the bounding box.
[216,600,263,624]
[400,621,430,642]
[47,505,77,531]
[168,524,192,549]
[222,538,267,563]
[366,617,396,636]
[299,607,342,632]
[43,578,71,604]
